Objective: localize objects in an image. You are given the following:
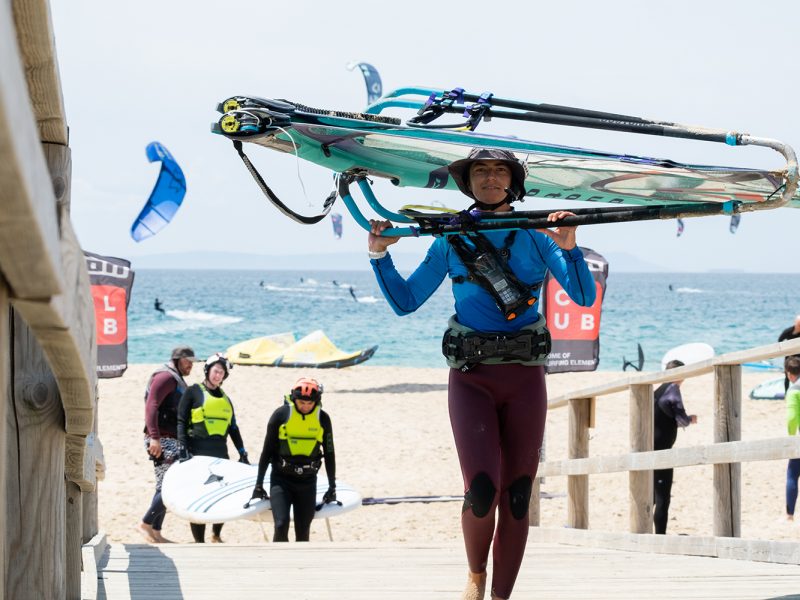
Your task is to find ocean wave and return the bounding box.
[675,287,704,294]
[130,309,242,338]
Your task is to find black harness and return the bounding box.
[448,231,540,321]
[442,326,551,372]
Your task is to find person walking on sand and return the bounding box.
[136,346,196,543]
[250,378,336,542]
[783,356,800,522]
[653,359,697,534]
[367,148,595,600]
[177,353,250,543]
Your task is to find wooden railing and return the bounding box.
[527,338,800,564]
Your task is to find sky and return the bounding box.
[49,1,800,272]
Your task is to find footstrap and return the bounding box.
[232,140,336,224]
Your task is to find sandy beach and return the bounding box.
[99,365,797,545]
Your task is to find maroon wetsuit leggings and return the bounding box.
[449,363,547,599]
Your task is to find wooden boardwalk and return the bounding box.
[92,541,800,600]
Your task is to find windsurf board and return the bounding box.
[162,455,361,524]
[661,342,715,370]
[748,376,786,401]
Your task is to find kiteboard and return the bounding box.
[661,342,715,369]
[161,455,361,524]
[226,330,377,368]
[211,89,799,237]
[748,376,786,401]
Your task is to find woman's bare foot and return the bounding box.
[152,530,173,543]
[210,534,223,543]
[134,522,157,543]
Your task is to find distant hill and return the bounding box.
[128,249,669,272]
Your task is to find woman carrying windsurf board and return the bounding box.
[367,148,595,600]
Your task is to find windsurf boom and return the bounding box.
[211,88,799,237]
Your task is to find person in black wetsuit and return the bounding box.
[154,298,165,315]
[177,353,249,543]
[653,359,697,534]
[250,377,336,542]
[779,315,800,391]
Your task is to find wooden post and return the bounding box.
[714,364,742,537]
[82,398,100,542]
[567,398,591,529]
[529,476,540,526]
[629,384,653,534]
[65,481,82,600]
[0,278,8,600]
[5,310,66,599]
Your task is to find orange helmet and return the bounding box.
[291,377,322,404]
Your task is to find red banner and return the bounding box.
[85,252,135,378]
[543,247,608,373]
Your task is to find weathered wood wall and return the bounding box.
[1,1,100,598]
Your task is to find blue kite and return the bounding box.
[130,142,187,242]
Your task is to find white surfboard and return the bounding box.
[661,342,715,370]
[161,455,361,524]
[749,376,786,400]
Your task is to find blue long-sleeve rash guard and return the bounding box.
[371,228,596,333]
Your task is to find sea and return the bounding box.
[127,270,798,372]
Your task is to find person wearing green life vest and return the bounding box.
[784,356,800,522]
[250,377,336,542]
[177,353,249,543]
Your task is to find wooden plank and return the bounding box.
[80,532,106,600]
[90,541,800,600]
[529,527,800,565]
[628,384,653,534]
[0,2,63,300]
[11,0,68,144]
[714,364,741,538]
[548,338,800,407]
[537,436,800,477]
[567,398,590,529]
[11,143,97,440]
[65,432,99,491]
[5,309,66,600]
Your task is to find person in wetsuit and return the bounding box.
[779,315,800,391]
[367,148,595,600]
[653,359,697,534]
[136,345,196,543]
[783,356,800,522]
[250,378,336,542]
[154,298,165,315]
[177,353,249,543]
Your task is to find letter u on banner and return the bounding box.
[542,248,608,373]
